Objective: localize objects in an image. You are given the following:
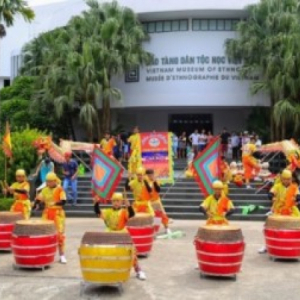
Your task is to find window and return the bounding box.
[4,79,10,87]
[192,19,240,31]
[142,19,189,33]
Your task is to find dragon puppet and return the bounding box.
[259,139,300,172]
[33,137,99,163]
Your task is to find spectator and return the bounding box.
[62,152,78,206]
[231,132,240,161]
[207,131,214,144]
[179,132,187,158]
[114,134,124,162]
[123,137,130,162]
[220,127,231,157]
[242,131,250,149]
[34,156,55,192]
[172,132,179,159]
[198,129,207,152]
[189,129,200,156]
[255,134,262,149]
[238,132,243,159]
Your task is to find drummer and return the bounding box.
[145,169,171,234]
[94,192,146,281]
[199,180,235,225]
[125,167,154,216]
[258,169,300,253]
[33,172,67,264]
[269,169,300,216]
[3,169,31,220]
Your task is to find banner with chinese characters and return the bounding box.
[140,132,174,184]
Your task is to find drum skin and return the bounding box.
[194,225,245,277]
[0,224,14,250]
[79,244,134,284]
[126,226,154,255]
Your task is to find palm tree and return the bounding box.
[0,0,35,37]
[225,0,300,140]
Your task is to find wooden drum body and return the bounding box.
[126,213,154,256]
[0,212,23,251]
[79,232,134,284]
[265,215,300,260]
[194,225,245,278]
[11,220,57,268]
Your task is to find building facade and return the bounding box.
[0,0,269,138]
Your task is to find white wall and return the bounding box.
[113,31,269,108]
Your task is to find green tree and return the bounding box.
[21,0,152,140]
[225,0,300,141]
[0,0,35,38]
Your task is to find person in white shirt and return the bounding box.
[198,129,207,152]
[230,132,240,161]
[255,135,262,149]
[189,129,200,156]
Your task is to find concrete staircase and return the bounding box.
[65,175,270,221]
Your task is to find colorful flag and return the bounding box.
[193,137,221,197]
[91,146,124,203]
[140,132,174,184]
[2,121,12,158]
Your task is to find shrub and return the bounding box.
[0,127,46,184]
[0,198,14,211]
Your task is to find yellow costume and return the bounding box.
[270,179,300,217]
[37,182,66,253]
[200,181,234,225]
[128,133,142,174]
[129,179,154,216]
[9,170,31,220]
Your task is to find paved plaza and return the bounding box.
[0,218,300,300]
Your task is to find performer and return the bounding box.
[287,150,300,172]
[269,169,300,216]
[145,169,171,234]
[220,156,230,195]
[100,132,116,156]
[33,172,67,264]
[242,136,260,189]
[199,180,235,225]
[93,192,146,280]
[128,126,141,174]
[2,169,31,220]
[125,167,154,215]
[258,169,300,254]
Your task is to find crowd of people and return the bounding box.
[172,128,262,160]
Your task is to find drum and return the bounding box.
[126,213,154,256]
[79,232,134,284]
[0,212,24,251]
[264,215,300,260]
[194,225,245,278]
[11,220,57,268]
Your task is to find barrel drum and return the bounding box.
[194,225,245,279]
[0,212,24,251]
[11,220,57,268]
[264,215,300,260]
[79,232,134,284]
[126,213,154,256]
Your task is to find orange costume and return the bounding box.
[100,137,116,156]
[147,179,169,228]
[37,183,66,254]
[7,170,31,220]
[242,143,260,181]
[287,151,300,172]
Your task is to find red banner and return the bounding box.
[140,132,174,184]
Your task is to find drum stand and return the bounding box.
[200,272,237,281]
[79,281,124,297]
[12,263,52,271]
